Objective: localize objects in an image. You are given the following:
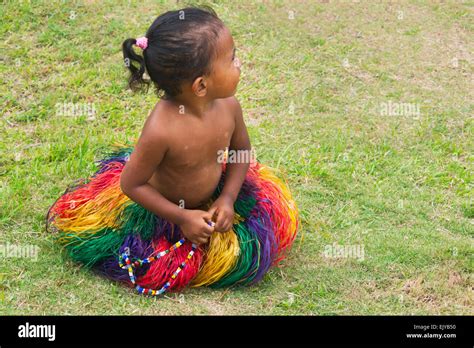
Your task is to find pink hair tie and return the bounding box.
[135,37,148,50]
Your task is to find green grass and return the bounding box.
[0,0,472,315]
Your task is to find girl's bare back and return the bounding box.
[147,98,235,209]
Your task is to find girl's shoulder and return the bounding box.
[147,99,180,123]
[218,96,242,120]
[139,100,178,139]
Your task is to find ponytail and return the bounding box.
[122,38,150,92]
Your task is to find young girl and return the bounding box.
[47,6,298,296]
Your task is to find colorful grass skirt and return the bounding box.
[47,145,299,295]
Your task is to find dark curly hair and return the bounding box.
[122,5,225,98]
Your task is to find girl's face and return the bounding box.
[209,26,241,98]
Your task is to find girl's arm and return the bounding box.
[120,119,185,224]
[220,97,251,202]
[208,98,251,232]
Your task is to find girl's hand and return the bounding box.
[207,194,235,232]
[179,210,214,245]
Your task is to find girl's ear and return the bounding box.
[192,77,208,97]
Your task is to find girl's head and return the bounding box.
[123,6,241,100]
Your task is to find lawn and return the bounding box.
[0,0,472,315]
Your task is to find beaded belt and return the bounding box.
[118,221,214,296]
